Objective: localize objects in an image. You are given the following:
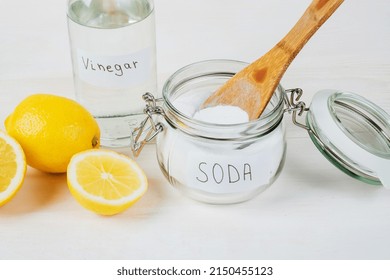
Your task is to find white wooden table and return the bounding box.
[0,0,389,259]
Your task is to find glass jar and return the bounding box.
[144,60,286,204]
[132,60,390,204]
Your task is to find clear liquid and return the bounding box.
[67,0,157,147]
[68,0,153,28]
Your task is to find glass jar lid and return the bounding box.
[306,89,390,188]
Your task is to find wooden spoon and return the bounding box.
[202,0,344,120]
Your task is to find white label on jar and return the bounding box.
[186,152,277,194]
[77,48,152,89]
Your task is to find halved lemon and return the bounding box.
[67,149,148,215]
[0,130,27,207]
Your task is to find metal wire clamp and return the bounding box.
[284,88,309,130]
[131,93,164,157]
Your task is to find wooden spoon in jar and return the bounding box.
[202,0,344,120]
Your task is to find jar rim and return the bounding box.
[162,59,285,139]
[306,89,390,186]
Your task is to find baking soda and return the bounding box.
[193,105,249,124]
[157,89,285,203]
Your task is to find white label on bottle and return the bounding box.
[185,152,277,194]
[77,48,152,89]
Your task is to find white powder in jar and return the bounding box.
[193,105,249,124]
[172,89,249,124]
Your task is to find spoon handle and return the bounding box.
[278,0,344,58]
[278,0,344,60]
[249,0,344,118]
[202,0,344,120]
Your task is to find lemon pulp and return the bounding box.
[67,149,147,215]
[0,130,27,207]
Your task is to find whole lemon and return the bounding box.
[5,94,100,173]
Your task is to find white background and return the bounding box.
[0,0,389,260]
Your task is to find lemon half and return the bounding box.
[67,149,148,215]
[0,130,27,207]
